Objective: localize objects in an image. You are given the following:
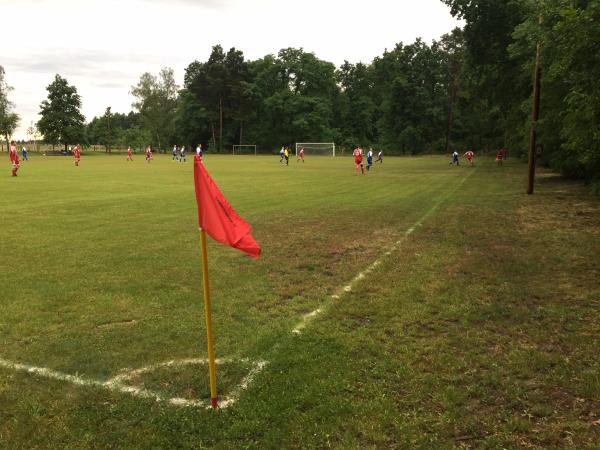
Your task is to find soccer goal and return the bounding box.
[232,144,257,155]
[295,142,336,157]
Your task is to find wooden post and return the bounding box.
[199,230,218,409]
[527,16,543,195]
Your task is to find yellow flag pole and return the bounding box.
[199,229,218,409]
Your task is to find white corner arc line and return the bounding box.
[291,172,474,334]
[0,356,267,409]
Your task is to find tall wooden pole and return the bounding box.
[199,230,218,409]
[527,18,543,195]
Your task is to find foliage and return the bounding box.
[173,89,210,151]
[514,0,600,184]
[130,68,178,152]
[81,3,600,180]
[87,111,141,148]
[444,0,600,183]
[37,74,86,151]
[0,65,20,148]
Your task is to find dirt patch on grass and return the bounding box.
[517,196,600,236]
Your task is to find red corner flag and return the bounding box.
[193,156,261,259]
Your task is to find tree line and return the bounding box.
[1,0,598,185]
[442,0,600,185]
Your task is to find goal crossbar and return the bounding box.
[295,142,336,157]
[232,144,257,155]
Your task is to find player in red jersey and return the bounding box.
[73,144,81,166]
[464,150,474,167]
[353,146,364,175]
[126,145,133,161]
[496,149,504,166]
[145,145,152,163]
[297,147,305,163]
[9,140,20,177]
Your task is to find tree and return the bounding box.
[187,46,228,152]
[37,74,86,151]
[224,48,253,146]
[441,0,530,151]
[247,48,337,149]
[118,126,151,153]
[174,88,210,151]
[131,68,178,152]
[439,28,466,154]
[27,122,41,151]
[336,61,376,147]
[372,39,448,153]
[0,66,20,152]
[511,0,600,185]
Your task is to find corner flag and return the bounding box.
[193,155,261,259]
[193,155,260,409]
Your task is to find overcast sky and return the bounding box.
[2,0,462,139]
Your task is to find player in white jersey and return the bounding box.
[366,148,373,171]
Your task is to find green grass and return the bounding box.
[0,153,599,448]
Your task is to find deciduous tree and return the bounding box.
[0,66,20,151]
[38,74,86,151]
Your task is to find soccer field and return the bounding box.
[1,154,599,448]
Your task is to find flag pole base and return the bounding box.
[211,397,218,409]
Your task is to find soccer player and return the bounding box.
[279,146,284,163]
[366,148,373,171]
[464,149,474,166]
[496,148,504,166]
[376,149,383,164]
[9,140,20,177]
[196,144,203,159]
[353,146,364,175]
[284,147,289,165]
[73,144,81,166]
[180,145,186,163]
[146,145,153,163]
[172,144,178,161]
[297,147,305,162]
[21,146,28,161]
[449,150,459,166]
[126,145,133,161]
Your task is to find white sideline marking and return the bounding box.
[291,173,473,334]
[0,173,473,409]
[0,356,267,409]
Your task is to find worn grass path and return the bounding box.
[0,154,598,448]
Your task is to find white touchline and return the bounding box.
[291,172,474,334]
[0,356,267,409]
[0,173,473,409]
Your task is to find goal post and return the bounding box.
[232,144,257,155]
[295,142,336,157]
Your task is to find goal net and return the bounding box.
[295,142,336,157]
[232,144,257,155]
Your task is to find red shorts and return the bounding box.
[467,156,473,161]
[354,157,363,165]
